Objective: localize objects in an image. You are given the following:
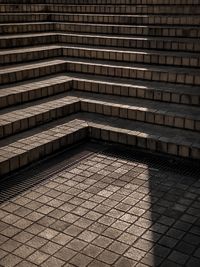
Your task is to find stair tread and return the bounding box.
[0,44,60,55]
[1,44,199,58]
[0,31,197,43]
[85,113,200,145]
[0,113,199,158]
[0,114,87,160]
[0,73,199,99]
[64,57,200,74]
[69,91,200,119]
[71,73,200,96]
[0,32,57,39]
[0,89,199,130]
[64,44,200,57]
[0,92,78,124]
[57,32,200,42]
[0,58,65,73]
[1,21,200,28]
[0,74,72,97]
[1,57,199,75]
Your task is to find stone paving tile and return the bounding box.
[0,146,200,267]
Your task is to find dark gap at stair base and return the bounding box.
[0,140,199,205]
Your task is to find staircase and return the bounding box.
[0,0,200,177]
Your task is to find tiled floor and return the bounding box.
[0,143,200,267]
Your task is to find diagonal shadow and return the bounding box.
[0,141,200,267]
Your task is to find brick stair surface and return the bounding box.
[0,0,199,4]
[1,22,200,38]
[1,5,200,14]
[1,45,200,68]
[1,90,199,140]
[0,74,199,109]
[0,113,200,176]
[1,14,200,26]
[1,33,199,53]
[0,0,199,177]
[1,58,200,86]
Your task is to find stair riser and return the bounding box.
[0,34,57,49]
[0,0,199,5]
[0,125,88,177]
[2,46,199,68]
[1,61,199,86]
[1,96,198,140]
[0,101,80,138]
[62,47,200,68]
[0,48,62,65]
[73,80,200,106]
[1,34,199,53]
[1,78,199,115]
[0,62,68,85]
[1,58,200,86]
[89,126,200,160]
[0,80,72,109]
[1,23,199,38]
[55,14,200,26]
[2,14,200,26]
[81,101,199,132]
[59,34,200,53]
[0,121,199,177]
[67,62,200,86]
[0,14,50,23]
[57,23,200,38]
[0,120,199,178]
[1,5,200,15]
[0,23,53,34]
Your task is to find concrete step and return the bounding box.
[54,14,200,26]
[1,32,199,53]
[0,32,58,49]
[0,112,199,177]
[58,33,200,53]
[56,22,200,38]
[0,22,53,34]
[62,45,200,68]
[1,4,200,15]
[87,113,200,160]
[0,114,88,177]
[0,13,50,23]
[0,93,80,138]
[1,44,199,68]
[1,13,200,26]
[0,45,72,64]
[0,45,62,65]
[0,75,73,109]
[1,88,198,140]
[1,22,200,38]
[0,0,199,5]
[71,73,200,106]
[65,58,200,86]
[71,91,200,132]
[0,59,68,85]
[1,58,199,86]
[1,74,199,112]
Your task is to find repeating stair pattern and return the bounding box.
[0,0,200,177]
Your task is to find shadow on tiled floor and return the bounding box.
[0,142,200,267]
